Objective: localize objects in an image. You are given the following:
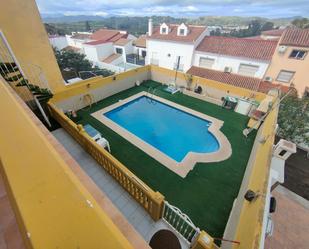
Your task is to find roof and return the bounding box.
[85,29,128,45]
[71,33,91,40]
[258,81,290,94]
[114,38,131,46]
[147,24,206,43]
[133,35,146,48]
[187,66,291,94]
[280,28,309,48]
[62,46,81,52]
[196,36,278,61]
[102,54,121,63]
[261,29,285,37]
[187,66,261,91]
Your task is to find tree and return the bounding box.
[53,47,114,80]
[261,22,274,31]
[45,23,65,35]
[278,95,309,146]
[292,18,309,29]
[85,21,91,31]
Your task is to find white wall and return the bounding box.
[83,42,114,62]
[193,51,270,78]
[146,40,195,72]
[66,35,91,49]
[49,36,68,50]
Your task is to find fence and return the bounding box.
[163,201,200,244]
[48,103,165,221]
[94,61,125,73]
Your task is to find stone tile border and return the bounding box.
[92,92,232,178]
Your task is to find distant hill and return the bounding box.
[43,14,301,26]
[43,15,301,36]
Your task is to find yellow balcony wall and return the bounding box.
[0,76,133,249]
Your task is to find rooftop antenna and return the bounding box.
[243,86,297,137]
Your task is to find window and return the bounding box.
[289,50,307,60]
[141,50,147,58]
[115,48,123,54]
[199,57,215,69]
[238,64,259,77]
[179,29,185,35]
[162,27,167,34]
[276,70,295,83]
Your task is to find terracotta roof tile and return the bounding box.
[262,29,285,36]
[187,66,261,91]
[280,28,309,48]
[196,36,278,61]
[71,33,91,40]
[133,35,146,48]
[147,24,206,43]
[62,46,81,52]
[84,29,128,45]
[258,81,290,94]
[102,54,122,63]
[114,38,131,46]
[90,29,120,40]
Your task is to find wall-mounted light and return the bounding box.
[244,189,265,202]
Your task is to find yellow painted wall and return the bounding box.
[50,66,150,103]
[0,77,133,249]
[150,66,266,102]
[266,44,309,96]
[231,102,278,249]
[0,0,65,93]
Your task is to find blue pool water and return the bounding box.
[104,96,220,162]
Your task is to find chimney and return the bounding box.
[148,18,153,36]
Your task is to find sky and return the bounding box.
[35,0,308,18]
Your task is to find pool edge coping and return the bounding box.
[91,91,232,178]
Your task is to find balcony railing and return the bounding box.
[126,54,145,66]
[48,103,165,221]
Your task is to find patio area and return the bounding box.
[71,80,257,239]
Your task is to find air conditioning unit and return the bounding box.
[224,67,232,73]
[264,76,273,83]
[278,46,287,54]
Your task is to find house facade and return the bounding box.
[146,19,209,72]
[192,36,277,79]
[265,28,309,96]
[51,29,140,72]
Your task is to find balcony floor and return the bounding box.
[52,128,189,249]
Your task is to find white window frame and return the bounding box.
[276,70,295,83]
[289,50,307,60]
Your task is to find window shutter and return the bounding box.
[199,57,215,69]
[238,64,259,77]
[277,70,295,83]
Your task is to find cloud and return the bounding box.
[35,0,309,18]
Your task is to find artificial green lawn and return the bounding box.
[76,80,257,238]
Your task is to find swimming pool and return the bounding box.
[92,92,231,177]
[105,96,219,162]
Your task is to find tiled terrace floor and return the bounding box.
[52,128,189,249]
[265,185,309,249]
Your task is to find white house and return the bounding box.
[146,19,209,72]
[49,35,68,50]
[53,29,142,72]
[192,36,278,78]
[133,35,147,59]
